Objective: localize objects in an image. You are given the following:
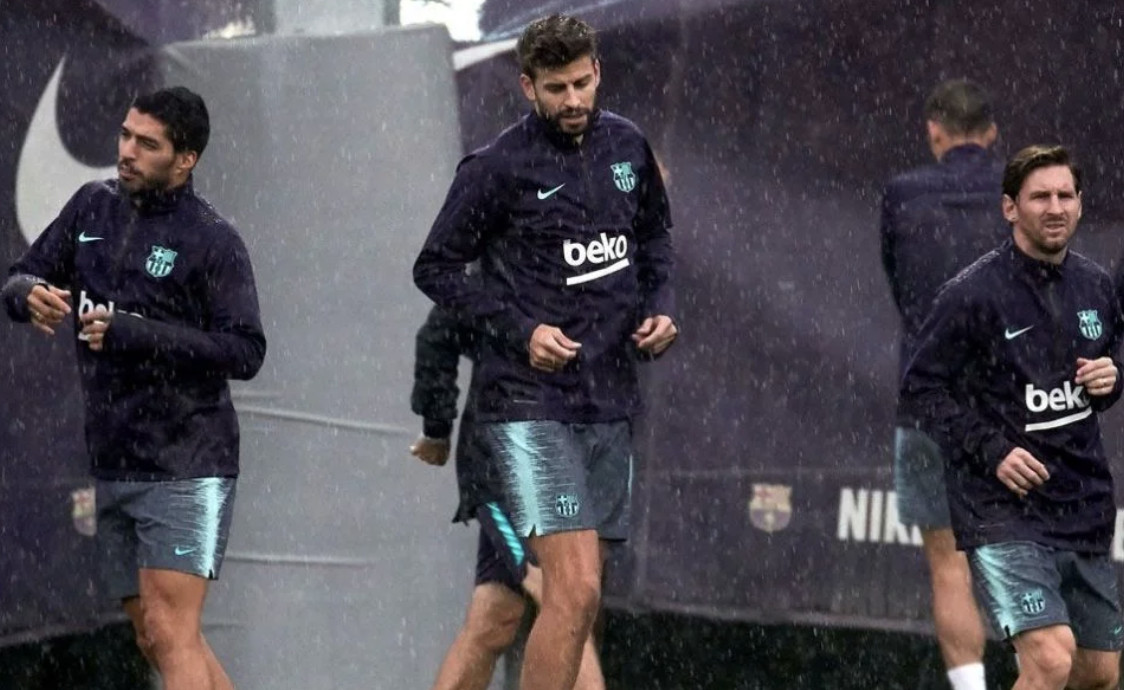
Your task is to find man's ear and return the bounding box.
[983,123,998,148]
[1002,194,1018,224]
[519,73,537,104]
[176,150,198,175]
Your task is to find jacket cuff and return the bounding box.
[980,434,1015,470]
[423,418,453,439]
[2,274,47,322]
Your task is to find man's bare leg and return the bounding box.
[1065,646,1120,690]
[122,596,156,666]
[202,637,235,690]
[520,564,604,690]
[520,529,601,690]
[922,528,987,688]
[1009,624,1074,690]
[138,568,224,690]
[431,583,527,690]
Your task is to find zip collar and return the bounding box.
[528,109,602,151]
[1007,238,1068,283]
[119,176,195,216]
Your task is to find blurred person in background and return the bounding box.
[881,78,1005,690]
[410,304,603,689]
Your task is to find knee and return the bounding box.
[465,598,525,653]
[546,569,601,622]
[1021,638,1074,686]
[141,602,193,658]
[130,621,155,662]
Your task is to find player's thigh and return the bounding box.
[528,528,601,593]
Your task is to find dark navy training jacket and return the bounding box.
[902,240,1123,553]
[880,144,1007,424]
[2,179,266,480]
[413,109,674,423]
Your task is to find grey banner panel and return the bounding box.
[160,25,476,688]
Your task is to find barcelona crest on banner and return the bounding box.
[748,483,792,533]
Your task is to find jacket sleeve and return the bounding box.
[413,153,537,354]
[2,186,85,321]
[901,284,1014,471]
[104,229,266,380]
[410,306,465,439]
[633,142,675,322]
[1092,277,1124,412]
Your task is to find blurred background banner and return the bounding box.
[3,0,1124,686]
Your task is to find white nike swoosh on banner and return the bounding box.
[16,58,116,246]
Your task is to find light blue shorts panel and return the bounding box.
[479,420,632,540]
[893,426,951,529]
[96,478,237,600]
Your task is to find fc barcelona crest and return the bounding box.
[610,161,636,193]
[748,483,793,533]
[146,245,177,278]
[556,493,581,519]
[1078,310,1102,340]
[1020,589,1047,616]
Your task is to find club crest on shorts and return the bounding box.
[748,483,792,533]
[610,161,636,193]
[555,493,581,519]
[1020,589,1047,616]
[145,245,177,278]
[71,486,96,537]
[1078,309,1102,340]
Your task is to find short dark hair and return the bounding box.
[132,86,210,156]
[1002,145,1082,199]
[516,14,598,79]
[923,79,994,137]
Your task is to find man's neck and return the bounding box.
[936,136,989,161]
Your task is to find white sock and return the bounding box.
[947,662,986,690]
